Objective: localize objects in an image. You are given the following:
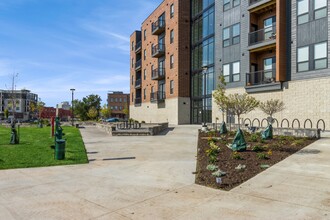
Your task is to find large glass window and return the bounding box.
[202,37,214,67]
[297,0,309,24]
[170,30,174,44]
[232,23,240,45]
[314,42,327,69]
[232,61,240,82]
[170,4,174,18]
[223,27,230,47]
[297,46,309,72]
[224,0,230,11]
[202,7,214,38]
[314,0,327,19]
[223,64,230,82]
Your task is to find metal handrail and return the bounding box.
[249,24,276,45]
[152,44,165,55]
[152,68,165,79]
[152,20,165,33]
[246,68,276,86]
[135,60,141,69]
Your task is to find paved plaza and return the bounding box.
[0,125,329,219]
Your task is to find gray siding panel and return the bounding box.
[297,18,328,47]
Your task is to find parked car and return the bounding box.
[106,118,119,122]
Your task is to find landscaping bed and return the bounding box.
[195,130,317,191]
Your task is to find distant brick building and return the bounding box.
[107,92,130,119]
[40,107,72,121]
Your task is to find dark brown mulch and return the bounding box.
[195,130,317,191]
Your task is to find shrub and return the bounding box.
[206,142,220,163]
[252,145,265,152]
[206,164,219,171]
[257,152,269,160]
[291,139,305,146]
[232,151,242,160]
[249,133,259,142]
[141,120,146,123]
[212,169,226,177]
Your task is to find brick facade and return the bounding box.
[107,92,129,119]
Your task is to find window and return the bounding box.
[110,98,114,102]
[110,106,113,110]
[223,62,240,82]
[170,55,174,69]
[223,27,230,47]
[124,98,127,102]
[314,0,327,20]
[132,93,134,102]
[114,98,118,102]
[144,49,146,60]
[314,42,327,69]
[119,98,122,102]
[170,80,174,94]
[170,4,174,18]
[223,64,230,82]
[151,44,154,56]
[233,0,240,7]
[143,88,146,100]
[114,106,118,110]
[144,69,147,80]
[223,23,240,47]
[131,58,134,68]
[232,23,240,45]
[131,75,134,85]
[297,0,309,24]
[224,0,230,11]
[170,30,174,44]
[119,106,122,110]
[297,46,309,72]
[131,41,134,51]
[232,61,240,82]
[143,29,146,41]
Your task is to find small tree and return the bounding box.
[87,107,98,120]
[100,104,111,119]
[123,104,129,119]
[259,99,285,118]
[226,93,259,128]
[213,75,229,122]
[4,108,9,119]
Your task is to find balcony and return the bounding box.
[151,68,165,80]
[150,91,166,103]
[135,59,141,71]
[135,41,141,53]
[248,0,275,11]
[134,98,141,107]
[246,68,276,86]
[152,44,165,58]
[135,79,141,89]
[249,24,276,47]
[152,20,165,35]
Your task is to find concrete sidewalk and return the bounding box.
[0,126,329,219]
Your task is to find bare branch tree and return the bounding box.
[213,75,229,122]
[259,99,285,118]
[226,93,259,128]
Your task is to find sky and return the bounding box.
[0,0,163,107]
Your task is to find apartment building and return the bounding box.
[212,0,330,130]
[130,0,330,127]
[130,0,191,124]
[107,91,130,119]
[0,89,38,120]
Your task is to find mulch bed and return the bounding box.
[195,130,317,191]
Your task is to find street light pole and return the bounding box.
[201,66,208,130]
[70,88,75,126]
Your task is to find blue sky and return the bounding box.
[0,0,162,107]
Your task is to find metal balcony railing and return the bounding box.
[135,41,141,52]
[135,79,141,88]
[246,68,276,86]
[135,59,141,70]
[151,44,165,58]
[151,68,165,80]
[150,91,166,103]
[249,24,276,46]
[152,20,165,35]
[134,98,141,106]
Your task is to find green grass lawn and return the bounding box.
[0,125,88,169]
